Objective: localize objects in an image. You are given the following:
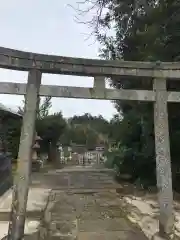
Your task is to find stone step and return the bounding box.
[31,171,118,190]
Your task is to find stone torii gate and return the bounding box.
[0,47,179,239]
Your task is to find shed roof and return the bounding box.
[0,103,22,118]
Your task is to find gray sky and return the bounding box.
[0,0,116,120]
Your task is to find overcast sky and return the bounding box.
[0,0,116,120]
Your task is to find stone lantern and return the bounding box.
[32,133,42,171]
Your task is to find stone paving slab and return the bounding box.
[0,188,50,212]
[78,231,143,240]
[0,187,51,239]
[78,218,132,232]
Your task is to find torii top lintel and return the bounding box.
[0,46,180,79]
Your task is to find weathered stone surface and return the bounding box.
[122,195,180,239]
[0,47,180,78]
[0,82,156,101]
[29,166,148,239]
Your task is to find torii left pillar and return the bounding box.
[7,69,41,240]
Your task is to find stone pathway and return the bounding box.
[37,189,148,240]
[0,166,148,239]
[31,166,147,239]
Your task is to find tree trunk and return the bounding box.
[48,141,58,165]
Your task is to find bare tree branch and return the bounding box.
[68,0,109,42]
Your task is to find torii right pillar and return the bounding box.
[153,78,174,238]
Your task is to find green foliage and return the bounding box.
[104,144,124,169]
[4,102,113,159]
[38,97,52,119]
[18,96,52,118]
[3,117,22,159]
[4,97,64,160]
[36,112,67,152]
